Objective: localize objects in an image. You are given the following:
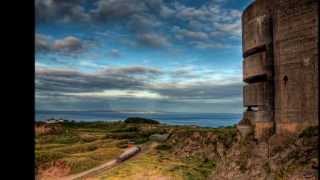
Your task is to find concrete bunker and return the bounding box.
[238,0,319,140]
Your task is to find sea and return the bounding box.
[36,111,242,128]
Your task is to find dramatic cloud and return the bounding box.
[128,14,162,33]
[53,36,83,52]
[91,0,147,21]
[35,0,248,113]
[174,26,209,41]
[35,0,174,23]
[190,41,227,49]
[137,33,170,48]
[35,0,90,23]
[175,5,209,21]
[91,0,174,21]
[35,66,161,94]
[215,20,242,36]
[65,90,165,100]
[36,65,241,102]
[35,34,51,51]
[170,69,198,79]
[101,66,162,76]
[159,5,175,18]
[36,0,243,49]
[173,2,242,38]
[35,34,84,53]
[150,82,242,101]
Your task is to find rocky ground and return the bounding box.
[211,126,318,180]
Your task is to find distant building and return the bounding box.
[238,0,319,139]
[45,118,65,124]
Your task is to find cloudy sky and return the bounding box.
[35,0,252,113]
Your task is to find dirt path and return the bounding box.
[60,143,157,180]
[61,159,118,180]
[71,142,158,180]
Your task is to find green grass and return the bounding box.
[35,123,125,175]
[102,154,181,179]
[181,156,216,179]
[95,142,216,180]
[36,151,66,166]
[110,126,139,133]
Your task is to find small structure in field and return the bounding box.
[149,133,170,142]
[45,118,66,124]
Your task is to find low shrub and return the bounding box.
[110,126,139,133]
[134,137,149,144]
[105,132,139,139]
[156,144,172,151]
[116,141,129,148]
[36,151,66,165]
[216,128,237,148]
[299,126,318,138]
[124,117,160,124]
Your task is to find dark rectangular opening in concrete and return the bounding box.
[243,45,266,58]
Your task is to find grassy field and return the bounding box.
[35,120,237,179]
[35,122,126,177]
[95,148,216,180]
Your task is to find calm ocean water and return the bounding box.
[36,111,241,128]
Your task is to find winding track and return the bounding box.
[61,143,157,180]
[61,159,118,180]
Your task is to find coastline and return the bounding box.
[35,111,241,128]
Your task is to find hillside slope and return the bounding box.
[35,122,318,179]
[211,126,318,180]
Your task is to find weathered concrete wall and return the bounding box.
[242,0,273,54]
[243,52,273,81]
[239,0,319,139]
[241,0,275,140]
[243,110,273,124]
[237,124,253,138]
[273,0,319,134]
[254,121,274,140]
[243,82,273,107]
